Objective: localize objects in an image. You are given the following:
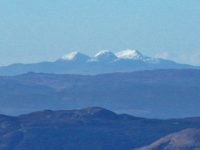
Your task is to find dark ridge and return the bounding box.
[0,107,200,149]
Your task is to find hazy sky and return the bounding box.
[0,0,200,66]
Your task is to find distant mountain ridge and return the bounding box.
[0,49,196,75]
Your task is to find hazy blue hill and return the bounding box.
[0,69,200,118]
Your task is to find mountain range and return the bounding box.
[0,107,200,150]
[0,49,196,75]
[1,69,200,118]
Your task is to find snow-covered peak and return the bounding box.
[94,50,118,61]
[61,51,90,61]
[116,49,144,60]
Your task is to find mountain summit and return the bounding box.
[94,50,118,62]
[0,49,196,75]
[60,51,90,61]
[116,49,145,60]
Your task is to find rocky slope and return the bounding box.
[135,128,200,150]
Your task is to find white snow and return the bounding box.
[116,49,144,60]
[61,51,80,60]
[61,51,91,61]
[95,50,116,58]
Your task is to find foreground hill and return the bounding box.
[0,69,200,118]
[0,50,195,75]
[1,107,200,150]
[135,128,200,150]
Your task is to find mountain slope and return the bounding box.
[1,107,200,150]
[135,128,200,150]
[0,50,195,75]
[0,69,200,118]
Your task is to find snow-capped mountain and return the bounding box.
[0,49,196,75]
[60,49,159,63]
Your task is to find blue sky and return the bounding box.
[0,0,200,65]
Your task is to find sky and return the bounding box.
[0,0,200,66]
